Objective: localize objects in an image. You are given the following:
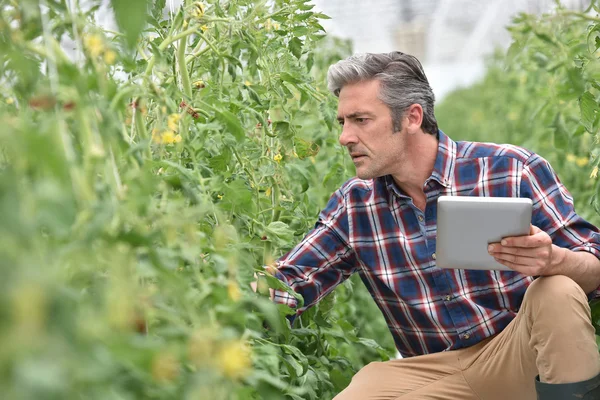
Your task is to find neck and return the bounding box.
[391,132,438,207]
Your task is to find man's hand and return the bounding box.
[251,269,275,300]
[487,224,565,276]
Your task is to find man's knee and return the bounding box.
[523,275,588,311]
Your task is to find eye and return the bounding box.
[337,119,344,126]
[355,117,368,124]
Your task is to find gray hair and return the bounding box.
[327,52,438,136]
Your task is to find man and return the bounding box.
[262,52,600,399]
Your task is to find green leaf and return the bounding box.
[248,297,283,333]
[282,354,304,378]
[265,221,294,246]
[533,31,558,47]
[296,12,313,21]
[294,137,319,159]
[313,12,331,20]
[220,179,254,212]
[580,91,599,132]
[329,368,352,392]
[289,37,303,59]
[111,0,149,48]
[306,52,314,72]
[215,109,245,141]
[280,72,303,84]
[506,39,525,62]
[285,164,309,193]
[262,273,304,309]
[272,120,290,137]
[591,299,600,334]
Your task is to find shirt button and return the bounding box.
[418,215,424,222]
[432,253,436,260]
[462,333,471,340]
[445,295,451,301]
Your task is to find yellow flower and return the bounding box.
[151,128,162,144]
[217,340,252,380]
[12,282,47,334]
[273,23,280,30]
[6,97,14,105]
[104,50,116,65]
[151,352,180,383]
[162,130,176,144]
[201,25,208,32]
[566,154,577,163]
[167,113,180,131]
[576,157,589,168]
[244,80,252,86]
[227,281,241,302]
[192,2,205,19]
[265,18,272,31]
[591,166,599,179]
[83,34,104,58]
[265,187,272,197]
[153,129,180,145]
[188,329,217,366]
[273,153,283,163]
[193,80,205,89]
[217,194,223,200]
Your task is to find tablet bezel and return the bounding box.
[435,196,533,271]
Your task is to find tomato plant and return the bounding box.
[0,0,395,398]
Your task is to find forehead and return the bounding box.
[337,79,388,116]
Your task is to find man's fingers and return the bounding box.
[493,257,540,276]
[493,224,550,248]
[495,233,551,248]
[492,251,536,265]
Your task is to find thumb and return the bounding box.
[529,224,542,235]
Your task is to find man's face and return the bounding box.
[337,79,406,180]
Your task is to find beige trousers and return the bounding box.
[334,275,600,400]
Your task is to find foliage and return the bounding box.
[0,0,395,398]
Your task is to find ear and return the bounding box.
[404,104,424,134]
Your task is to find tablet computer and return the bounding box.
[436,196,533,271]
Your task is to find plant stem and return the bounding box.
[558,10,600,22]
[159,27,199,51]
[177,37,193,99]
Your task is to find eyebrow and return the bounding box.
[336,111,376,121]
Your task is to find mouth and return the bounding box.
[350,154,367,162]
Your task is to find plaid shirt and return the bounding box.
[272,130,600,357]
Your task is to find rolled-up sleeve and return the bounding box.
[520,154,600,298]
[271,189,359,314]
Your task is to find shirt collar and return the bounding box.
[380,130,456,195]
[429,130,455,188]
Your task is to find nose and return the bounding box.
[339,124,357,147]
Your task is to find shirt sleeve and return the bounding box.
[271,188,359,315]
[520,153,600,299]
